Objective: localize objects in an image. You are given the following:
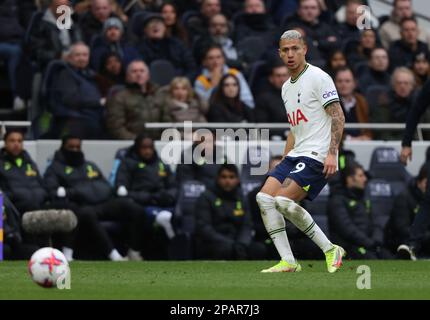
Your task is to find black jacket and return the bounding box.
[207,101,255,123]
[233,13,276,44]
[27,11,81,70]
[0,0,24,43]
[43,150,112,205]
[137,36,197,80]
[358,68,391,94]
[255,83,288,123]
[78,11,117,45]
[385,179,429,250]
[195,185,253,247]
[402,79,430,147]
[327,187,382,249]
[285,14,339,59]
[52,65,103,121]
[389,40,429,69]
[114,147,177,207]
[0,149,47,213]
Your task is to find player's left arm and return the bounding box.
[324,101,345,178]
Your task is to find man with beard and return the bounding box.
[44,135,144,261]
[194,164,265,260]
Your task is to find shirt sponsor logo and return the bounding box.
[287,109,309,127]
[323,90,338,99]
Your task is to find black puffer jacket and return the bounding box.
[195,184,252,247]
[327,187,382,249]
[26,10,81,70]
[0,149,47,213]
[114,147,177,207]
[43,150,112,205]
[0,0,24,43]
[385,179,430,250]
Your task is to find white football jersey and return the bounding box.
[281,63,340,164]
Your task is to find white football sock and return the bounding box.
[256,192,296,264]
[155,210,176,239]
[275,196,333,253]
[62,247,74,262]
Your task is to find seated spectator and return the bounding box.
[0,0,25,110]
[207,74,255,123]
[326,49,348,78]
[27,0,81,71]
[337,0,365,43]
[233,0,276,44]
[371,67,416,140]
[385,164,430,257]
[114,135,177,253]
[50,42,104,139]
[412,52,430,89]
[327,162,388,259]
[154,77,207,123]
[379,0,430,50]
[0,130,48,213]
[184,0,221,42]
[176,131,225,189]
[195,164,265,260]
[44,135,143,261]
[79,0,118,44]
[389,17,429,69]
[105,60,162,140]
[90,17,139,71]
[335,67,372,140]
[358,47,391,94]
[118,0,162,18]
[254,62,289,124]
[75,0,128,22]
[346,29,378,68]
[195,45,254,108]
[136,13,197,80]
[95,52,125,98]
[284,0,339,60]
[161,2,189,46]
[2,193,39,260]
[193,13,240,69]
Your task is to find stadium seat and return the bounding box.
[369,147,411,182]
[303,184,330,216]
[366,179,394,231]
[108,146,129,186]
[173,180,206,259]
[149,59,176,86]
[240,144,271,184]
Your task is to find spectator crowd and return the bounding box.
[0,0,429,140]
[1,0,430,261]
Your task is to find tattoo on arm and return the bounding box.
[325,101,345,156]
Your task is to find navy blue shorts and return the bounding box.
[268,156,327,201]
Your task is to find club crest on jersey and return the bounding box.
[287,109,308,127]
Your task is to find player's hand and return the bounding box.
[400,146,412,165]
[323,154,337,179]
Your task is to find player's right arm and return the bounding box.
[283,131,295,158]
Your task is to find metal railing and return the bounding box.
[145,123,430,141]
[3,121,430,141]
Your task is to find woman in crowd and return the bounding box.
[156,77,208,122]
[207,74,254,123]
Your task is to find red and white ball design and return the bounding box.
[28,247,69,288]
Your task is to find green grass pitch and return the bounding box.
[1,260,430,299]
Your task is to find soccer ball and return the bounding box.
[28,247,69,288]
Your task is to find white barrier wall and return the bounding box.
[4,140,428,179]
